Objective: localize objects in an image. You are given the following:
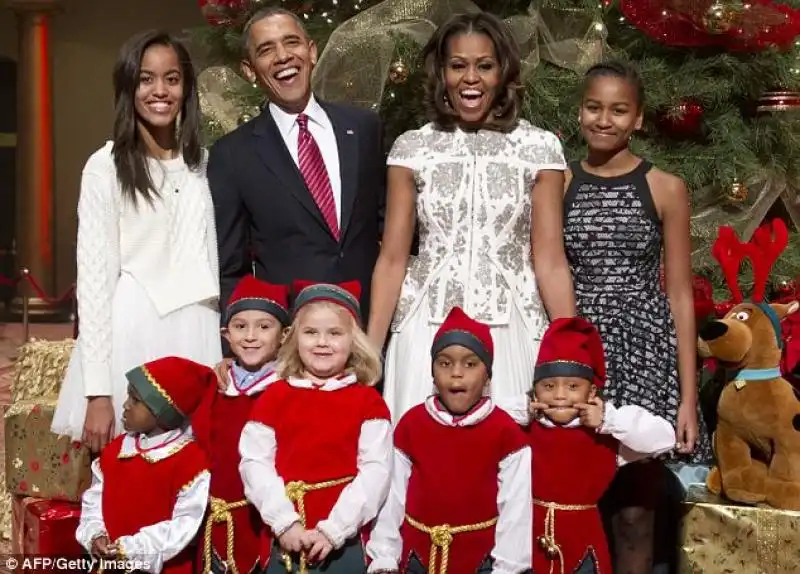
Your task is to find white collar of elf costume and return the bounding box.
[287,373,358,391]
[117,427,194,463]
[424,395,494,428]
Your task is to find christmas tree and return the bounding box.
[192,0,800,298]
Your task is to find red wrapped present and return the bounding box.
[11,495,83,558]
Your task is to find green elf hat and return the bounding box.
[125,356,217,430]
[291,280,362,325]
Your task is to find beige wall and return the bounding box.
[0,0,205,295]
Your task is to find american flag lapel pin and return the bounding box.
[346,129,354,135]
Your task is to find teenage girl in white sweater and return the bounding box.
[52,30,222,452]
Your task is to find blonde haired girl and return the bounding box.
[239,281,392,574]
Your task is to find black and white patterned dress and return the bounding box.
[564,160,712,464]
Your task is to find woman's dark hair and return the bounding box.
[111,30,202,204]
[583,60,646,110]
[422,12,522,132]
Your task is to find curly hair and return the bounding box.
[421,12,522,132]
[277,301,382,386]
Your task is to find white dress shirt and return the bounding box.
[269,96,342,225]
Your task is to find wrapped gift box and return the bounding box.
[5,398,91,502]
[11,338,74,402]
[680,485,800,573]
[11,495,83,558]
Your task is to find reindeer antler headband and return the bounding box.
[711,218,789,348]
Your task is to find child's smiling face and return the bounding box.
[534,376,596,424]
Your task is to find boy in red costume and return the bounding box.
[366,306,533,574]
[193,276,291,574]
[76,356,216,574]
[525,318,675,574]
[240,280,392,574]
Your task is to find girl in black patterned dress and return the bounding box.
[555,61,712,573]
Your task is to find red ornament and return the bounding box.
[658,100,704,137]
[619,0,800,52]
[29,460,40,472]
[198,0,247,26]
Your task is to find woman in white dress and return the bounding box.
[52,30,222,452]
[367,12,575,421]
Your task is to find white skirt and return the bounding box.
[51,273,223,441]
[382,294,543,423]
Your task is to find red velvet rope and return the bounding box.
[0,271,75,305]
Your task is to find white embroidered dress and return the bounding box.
[52,142,222,440]
[383,121,566,421]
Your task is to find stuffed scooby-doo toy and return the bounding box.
[698,219,800,510]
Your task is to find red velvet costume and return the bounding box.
[529,317,619,574]
[248,379,390,530]
[529,422,617,574]
[197,389,269,572]
[192,276,291,573]
[100,435,208,574]
[396,404,528,573]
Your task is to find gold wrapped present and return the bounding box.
[11,338,74,402]
[4,398,90,502]
[680,485,800,573]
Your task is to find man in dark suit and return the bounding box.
[208,7,386,329]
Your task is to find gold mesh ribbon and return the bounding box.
[202,497,249,574]
[690,174,800,274]
[280,476,354,574]
[198,66,254,134]
[533,499,596,574]
[311,0,608,109]
[404,513,498,574]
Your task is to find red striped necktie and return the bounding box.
[296,113,339,239]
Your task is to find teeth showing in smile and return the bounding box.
[148,102,170,112]
[275,67,299,80]
[460,89,482,99]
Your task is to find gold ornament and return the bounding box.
[238,113,253,126]
[703,1,736,34]
[778,279,791,290]
[727,179,748,202]
[756,89,800,113]
[388,60,410,84]
[545,545,560,559]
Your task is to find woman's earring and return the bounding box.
[175,111,182,139]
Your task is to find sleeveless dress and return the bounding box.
[563,160,712,464]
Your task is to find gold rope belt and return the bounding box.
[405,513,498,574]
[202,496,250,574]
[280,476,354,574]
[533,499,596,574]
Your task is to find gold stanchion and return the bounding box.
[20,268,30,342]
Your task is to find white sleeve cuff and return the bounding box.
[82,360,113,397]
[367,557,400,573]
[272,512,301,538]
[315,520,346,550]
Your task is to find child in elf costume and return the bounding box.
[366,306,533,574]
[192,276,291,574]
[75,356,216,574]
[525,317,675,574]
[239,280,392,574]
